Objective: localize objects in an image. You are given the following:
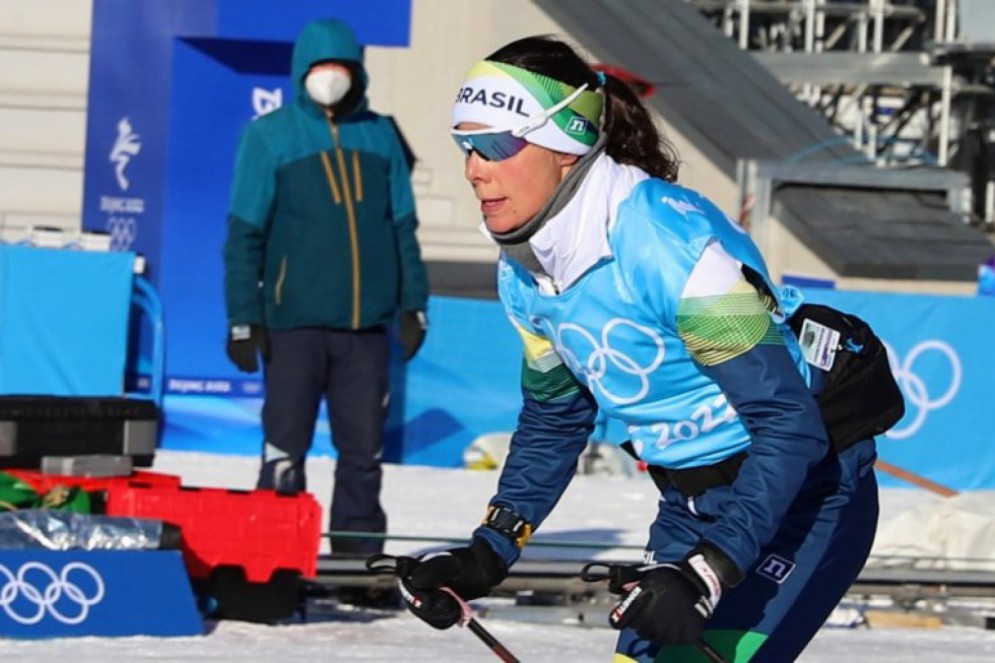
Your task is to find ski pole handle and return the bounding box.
[366,553,522,663]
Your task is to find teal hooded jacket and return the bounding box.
[223,19,428,331]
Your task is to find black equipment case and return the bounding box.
[0,396,159,468]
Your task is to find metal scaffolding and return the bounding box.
[688,0,995,228]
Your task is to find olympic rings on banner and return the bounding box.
[0,561,105,625]
[885,340,961,439]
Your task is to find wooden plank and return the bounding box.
[865,609,944,629]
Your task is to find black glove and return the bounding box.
[609,543,742,646]
[226,324,269,373]
[399,310,427,360]
[395,538,507,630]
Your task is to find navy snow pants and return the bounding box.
[258,327,390,556]
[615,438,879,663]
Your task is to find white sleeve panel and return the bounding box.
[680,240,744,300]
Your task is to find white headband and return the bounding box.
[451,60,602,155]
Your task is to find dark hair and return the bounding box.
[486,36,679,182]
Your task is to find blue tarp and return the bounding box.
[0,246,134,397]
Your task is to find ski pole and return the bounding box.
[366,554,521,663]
[466,618,521,663]
[697,638,728,663]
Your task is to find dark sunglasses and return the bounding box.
[450,83,589,161]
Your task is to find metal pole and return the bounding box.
[938,0,958,167]
[748,160,772,256]
[872,0,884,54]
[857,9,868,53]
[985,180,994,225]
[934,0,947,44]
[803,0,817,103]
[815,0,826,53]
[869,107,879,162]
[804,0,816,53]
[938,64,952,166]
[738,0,750,50]
[854,98,866,151]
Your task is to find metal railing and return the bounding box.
[685,1,995,228]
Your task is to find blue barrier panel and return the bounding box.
[159,289,995,490]
[0,246,134,396]
[160,295,525,466]
[0,550,202,638]
[388,296,524,465]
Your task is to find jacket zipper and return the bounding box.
[326,114,361,329]
[352,149,364,202]
[275,255,287,305]
[319,152,342,204]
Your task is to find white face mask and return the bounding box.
[305,68,352,107]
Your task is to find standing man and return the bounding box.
[223,18,429,558]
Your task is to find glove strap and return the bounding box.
[439,587,474,627]
[482,505,532,548]
[693,540,745,587]
[231,324,252,341]
[685,553,722,610]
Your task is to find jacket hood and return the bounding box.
[291,19,369,114]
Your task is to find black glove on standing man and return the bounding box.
[395,538,507,629]
[399,310,428,360]
[609,542,743,646]
[226,324,270,373]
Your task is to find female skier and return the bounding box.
[394,36,880,662]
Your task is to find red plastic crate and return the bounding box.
[5,468,182,495]
[104,484,322,583]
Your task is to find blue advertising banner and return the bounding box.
[159,38,294,381]
[161,296,525,465]
[161,291,995,491]
[0,550,202,638]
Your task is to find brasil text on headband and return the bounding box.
[450,60,603,159]
[451,83,590,161]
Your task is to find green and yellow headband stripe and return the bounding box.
[452,60,604,154]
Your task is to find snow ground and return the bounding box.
[0,450,993,662]
[2,615,995,662]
